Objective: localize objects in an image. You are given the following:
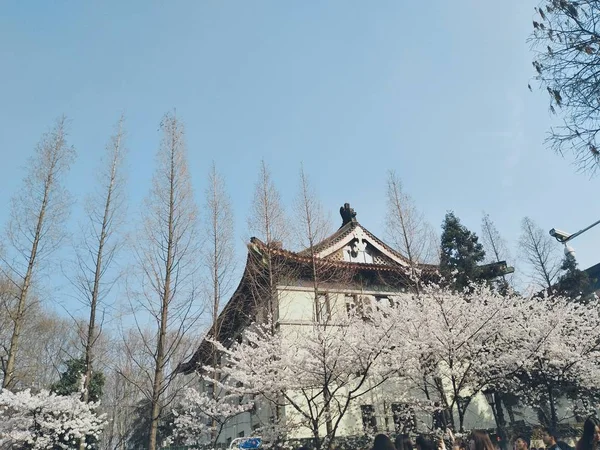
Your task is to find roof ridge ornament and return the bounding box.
[340,203,357,227]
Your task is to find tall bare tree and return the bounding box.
[294,164,333,293]
[519,217,562,290]
[247,160,290,321]
[385,170,438,289]
[131,113,201,450]
[1,117,76,390]
[203,162,235,341]
[293,164,344,437]
[248,161,288,247]
[202,162,235,441]
[481,212,514,290]
[73,116,127,404]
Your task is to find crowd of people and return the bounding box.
[365,418,600,450]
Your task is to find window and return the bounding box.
[375,296,392,317]
[392,403,416,433]
[346,294,375,319]
[361,405,377,433]
[358,296,374,319]
[345,294,357,316]
[316,293,330,322]
[376,295,394,307]
[238,431,245,438]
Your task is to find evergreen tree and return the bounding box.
[440,211,485,290]
[51,358,105,402]
[555,253,593,302]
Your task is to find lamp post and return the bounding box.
[483,389,507,450]
[549,219,600,258]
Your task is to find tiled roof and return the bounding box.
[251,236,434,273]
[297,221,411,265]
[296,221,356,257]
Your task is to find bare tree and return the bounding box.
[293,164,351,438]
[481,212,514,290]
[203,162,235,341]
[0,117,76,390]
[247,160,291,321]
[530,1,600,174]
[202,162,235,442]
[294,165,332,255]
[385,170,438,289]
[130,112,201,450]
[248,160,289,247]
[481,213,511,265]
[0,281,79,390]
[72,116,127,405]
[519,217,562,290]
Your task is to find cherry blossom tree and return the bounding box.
[500,294,600,428]
[397,283,527,431]
[0,389,106,449]
[174,280,600,447]
[172,385,253,447]
[204,304,411,450]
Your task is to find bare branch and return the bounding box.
[519,216,562,290]
[1,116,76,389]
[128,112,202,450]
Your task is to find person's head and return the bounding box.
[396,434,414,450]
[515,436,530,450]
[453,439,466,450]
[416,436,435,450]
[374,434,396,450]
[542,428,558,447]
[582,417,600,447]
[468,430,495,450]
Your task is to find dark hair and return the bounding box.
[469,430,495,450]
[577,417,600,450]
[453,438,467,450]
[415,436,435,450]
[396,434,414,450]
[374,434,397,450]
[543,427,559,442]
[515,435,530,449]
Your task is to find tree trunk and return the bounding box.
[3,172,52,390]
[548,385,558,429]
[495,392,508,450]
[148,135,176,450]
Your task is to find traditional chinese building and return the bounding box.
[177,204,512,445]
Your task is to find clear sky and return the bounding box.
[1,1,598,315]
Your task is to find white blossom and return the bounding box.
[0,389,106,449]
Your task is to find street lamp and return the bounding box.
[550,219,600,243]
[549,218,600,259]
[483,388,507,450]
[483,389,496,412]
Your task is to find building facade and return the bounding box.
[178,204,515,446]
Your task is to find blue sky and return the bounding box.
[1,1,598,315]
